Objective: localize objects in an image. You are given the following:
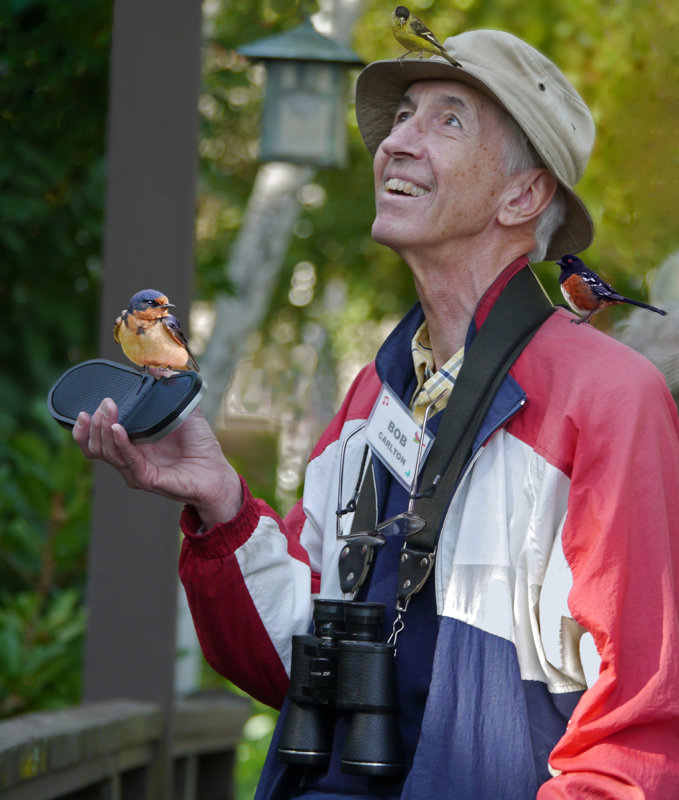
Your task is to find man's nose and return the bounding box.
[380,117,426,159]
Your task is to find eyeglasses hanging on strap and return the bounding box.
[335,397,443,544]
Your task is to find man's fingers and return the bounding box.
[107,423,143,473]
[100,420,128,465]
[73,411,92,454]
[74,398,122,462]
[87,400,112,456]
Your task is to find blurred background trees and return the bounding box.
[1,0,110,718]
[1,0,677,794]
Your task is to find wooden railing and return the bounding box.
[0,692,251,800]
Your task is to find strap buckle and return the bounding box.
[339,540,380,596]
[397,544,435,604]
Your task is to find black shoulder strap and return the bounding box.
[340,267,554,598]
[407,265,553,550]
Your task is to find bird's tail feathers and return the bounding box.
[624,298,667,315]
[439,49,461,67]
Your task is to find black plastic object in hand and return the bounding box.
[47,359,204,442]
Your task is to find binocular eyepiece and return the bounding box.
[277,599,403,777]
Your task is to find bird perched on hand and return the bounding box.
[557,254,667,325]
[391,6,461,67]
[113,289,199,371]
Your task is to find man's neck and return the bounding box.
[397,230,533,368]
[382,210,540,366]
[411,257,515,368]
[415,279,475,368]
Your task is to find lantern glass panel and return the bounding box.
[260,61,347,168]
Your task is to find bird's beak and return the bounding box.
[161,302,175,309]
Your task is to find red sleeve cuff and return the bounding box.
[179,475,260,558]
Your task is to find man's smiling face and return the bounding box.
[371,80,516,261]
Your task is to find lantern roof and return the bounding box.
[238,18,364,65]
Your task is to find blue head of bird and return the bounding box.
[127,289,175,318]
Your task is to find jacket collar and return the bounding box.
[467,256,530,346]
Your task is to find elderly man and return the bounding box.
[74,30,679,800]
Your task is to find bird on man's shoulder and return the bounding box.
[557,254,667,325]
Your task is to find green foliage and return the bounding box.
[0,589,86,717]
[0,0,112,424]
[0,417,92,592]
[0,412,92,718]
[236,704,278,800]
[0,0,109,720]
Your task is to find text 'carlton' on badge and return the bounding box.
[365,384,433,490]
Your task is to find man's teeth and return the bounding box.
[384,178,428,197]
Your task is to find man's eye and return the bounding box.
[392,110,412,127]
[445,114,461,127]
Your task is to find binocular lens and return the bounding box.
[278,599,403,776]
[337,640,403,777]
[344,601,385,641]
[277,701,335,766]
[313,598,347,634]
[341,711,404,777]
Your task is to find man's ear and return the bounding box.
[498,170,558,227]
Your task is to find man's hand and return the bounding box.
[72,397,243,528]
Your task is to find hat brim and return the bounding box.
[355,57,593,260]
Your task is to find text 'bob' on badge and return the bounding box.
[364,384,433,490]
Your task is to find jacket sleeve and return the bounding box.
[178,478,314,709]
[178,364,379,709]
[538,358,679,797]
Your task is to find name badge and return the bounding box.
[365,384,433,489]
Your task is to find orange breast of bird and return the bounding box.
[117,316,191,370]
[561,274,601,311]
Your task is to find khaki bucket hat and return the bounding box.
[355,29,595,259]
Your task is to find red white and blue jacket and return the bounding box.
[179,260,679,798]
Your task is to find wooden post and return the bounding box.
[83,1,203,797]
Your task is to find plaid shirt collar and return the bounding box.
[410,321,465,424]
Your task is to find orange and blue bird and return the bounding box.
[557,255,667,325]
[113,289,199,371]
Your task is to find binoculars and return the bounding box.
[277,598,403,777]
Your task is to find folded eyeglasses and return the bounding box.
[335,398,442,544]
